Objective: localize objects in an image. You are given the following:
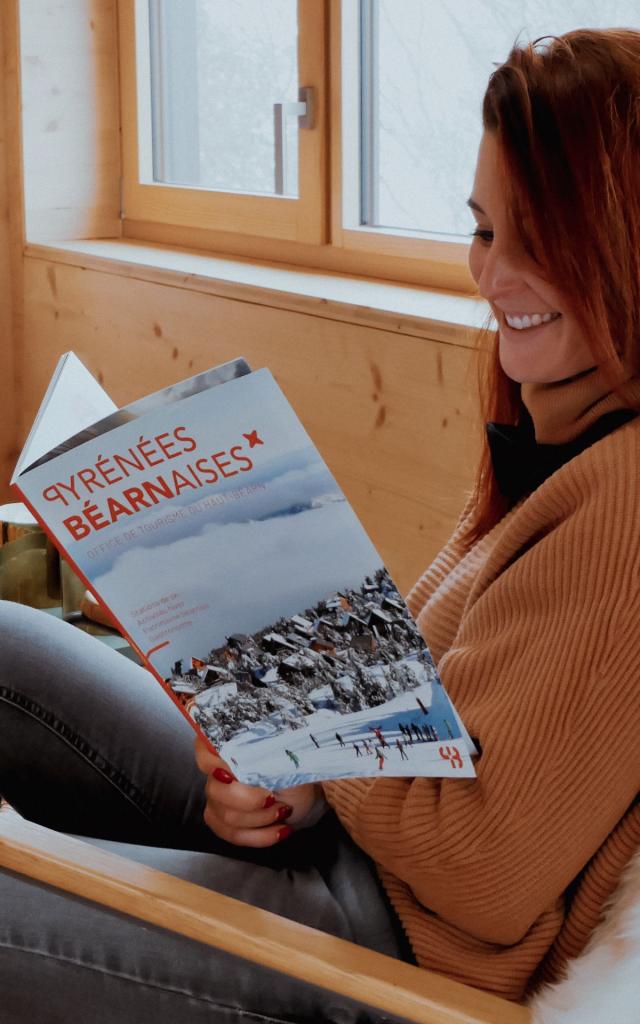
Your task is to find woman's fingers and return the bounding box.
[194,734,316,846]
[194,734,220,775]
[195,735,291,845]
[204,763,274,812]
[204,806,293,848]
[203,762,294,846]
[204,796,292,832]
[196,736,276,812]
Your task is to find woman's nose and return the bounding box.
[477,245,524,303]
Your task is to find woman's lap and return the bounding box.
[0,865,400,1024]
[0,825,407,1024]
[0,601,414,1022]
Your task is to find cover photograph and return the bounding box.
[13,354,476,788]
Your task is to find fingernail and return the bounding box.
[277,825,293,842]
[275,804,293,822]
[213,767,235,784]
[262,794,276,809]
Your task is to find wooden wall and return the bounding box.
[21,255,479,593]
[19,0,120,240]
[0,11,16,499]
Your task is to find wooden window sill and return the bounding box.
[24,238,489,348]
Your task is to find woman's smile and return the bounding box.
[498,310,563,337]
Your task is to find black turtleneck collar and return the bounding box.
[486,407,637,504]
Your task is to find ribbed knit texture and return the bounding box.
[322,368,640,1002]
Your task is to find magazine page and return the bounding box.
[16,366,475,788]
[20,356,252,474]
[11,352,117,484]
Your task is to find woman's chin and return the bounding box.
[498,319,596,384]
[498,346,541,384]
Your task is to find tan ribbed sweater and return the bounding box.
[323,369,640,1002]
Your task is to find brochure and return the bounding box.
[12,353,476,788]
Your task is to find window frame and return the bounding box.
[119,0,329,244]
[117,0,475,293]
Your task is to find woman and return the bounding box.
[2,27,640,1019]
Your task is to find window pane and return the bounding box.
[357,0,640,237]
[149,0,299,196]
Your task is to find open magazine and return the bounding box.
[12,353,477,788]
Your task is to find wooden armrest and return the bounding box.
[0,811,529,1024]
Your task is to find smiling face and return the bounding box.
[468,131,595,384]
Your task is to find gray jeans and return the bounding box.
[0,600,415,1023]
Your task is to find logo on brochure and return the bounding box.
[438,745,463,769]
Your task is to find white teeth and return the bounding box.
[504,311,560,330]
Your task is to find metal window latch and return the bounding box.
[274,86,314,195]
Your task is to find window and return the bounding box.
[118,0,640,289]
[119,0,327,243]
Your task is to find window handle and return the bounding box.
[274,86,314,195]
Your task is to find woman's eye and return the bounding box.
[469,228,493,243]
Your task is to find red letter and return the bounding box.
[122,487,152,512]
[63,515,90,540]
[174,426,197,453]
[211,450,239,479]
[230,445,253,472]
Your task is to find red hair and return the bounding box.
[464,28,640,543]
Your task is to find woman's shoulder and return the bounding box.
[495,417,640,608]
[407,416,640,621]
[542,413,640,514]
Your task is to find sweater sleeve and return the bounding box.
[323,484,640,948]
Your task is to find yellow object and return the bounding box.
[0,502,60,607]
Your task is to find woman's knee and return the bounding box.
[0,601,55,680]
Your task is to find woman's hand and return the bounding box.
[80,589,118,629]
[194,735,323,848]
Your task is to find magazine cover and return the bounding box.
[13,354,476,788]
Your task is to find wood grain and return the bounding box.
[19,0,121,240]
[24,240,488,348]
[0,3,20,501]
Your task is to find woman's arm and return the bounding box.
[324,525,640,947]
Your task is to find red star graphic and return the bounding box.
[243,430,263,448]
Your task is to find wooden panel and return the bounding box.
[24,240,488,349]
[21,256,479,592]
[0,7,17,501]
[0,811,530,1024]
[19,0,121,240]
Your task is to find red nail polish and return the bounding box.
[262,794,276,809]
[277,825,293,842]
[213,767,235,784]
[275,805,293,822]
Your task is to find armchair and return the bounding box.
[0,809,529,1024]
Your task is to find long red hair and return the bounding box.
[464,28,640,544]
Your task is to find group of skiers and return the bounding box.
[284,716,442,772]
